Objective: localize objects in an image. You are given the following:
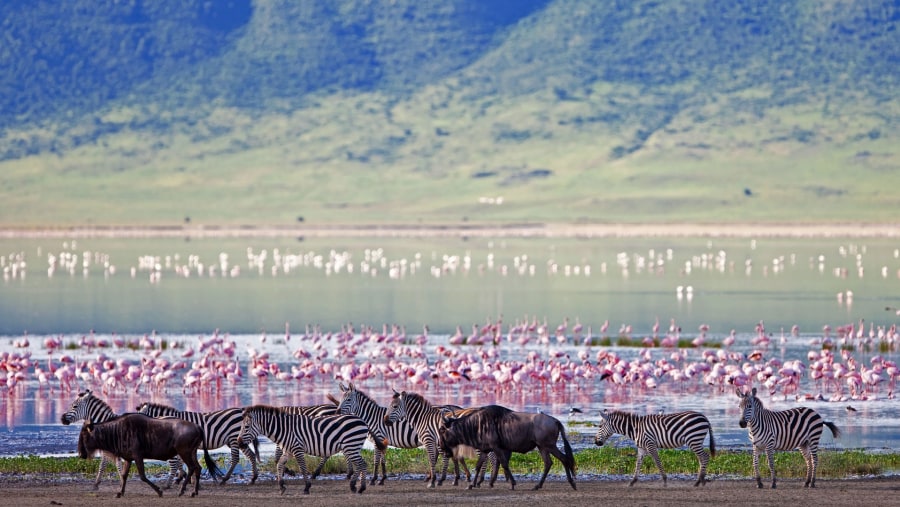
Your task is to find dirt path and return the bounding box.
[3,474,898,507]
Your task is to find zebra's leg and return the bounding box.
[240,445,259,484]
[648,446,667,486]
[164,456,183,489]
[275,449,292,495]
[311,455,328,479]
[425,444,439,489]
[800,445,815,488]
[292,449,312,495]
[752,445,763,488]
[693,445,710,486]
[275,445,296,476]
[629,448,646,486]
[93,452,116,490]
[371,447,384,485]
[216,445,239,485]
[437,451,451,486]
[346,449,367,494]
[764,444,777,489]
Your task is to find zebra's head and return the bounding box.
[61,390,94,425]
[337,382,359,416]
[237,407,261,449]
[384,389,406,427]
[737,387,760,428]
[593,409,615,447]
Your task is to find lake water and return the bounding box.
[1,235,899,457]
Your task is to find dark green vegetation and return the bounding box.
[3,448,898,479]
[1,1,897,227]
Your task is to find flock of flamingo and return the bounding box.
[2,315,899,407]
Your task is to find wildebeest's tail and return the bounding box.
[825,421,841,439]
[556,420,576,472]
[202,431,223,481]
[708,424,716,458]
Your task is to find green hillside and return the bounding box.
[0,0,897,228]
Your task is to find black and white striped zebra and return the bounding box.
[60,390,127,490]
[336,382,425,485]
[136,402,260,485]
[737,387,840,488]
[594,408,716,487]
[273,401,350,478]
[237,404,369,495]
[384,390,473,488]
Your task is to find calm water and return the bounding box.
[1,235,899,457]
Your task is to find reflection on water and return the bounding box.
[0,236,898,456]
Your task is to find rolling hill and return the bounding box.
[0,0,897,227]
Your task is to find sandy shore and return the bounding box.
[2,473,898,507]
[1,222,898,239]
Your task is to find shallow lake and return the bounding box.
[0,235,898,457]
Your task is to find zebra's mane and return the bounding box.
[142,402,178,411]
[77,390,114,412]
[402,392,433,409]
[349,386,381,407]
[244,404,281,415]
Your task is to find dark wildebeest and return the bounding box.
[438,404,577,491]
[78,413,221,497]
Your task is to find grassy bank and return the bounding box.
[4,448,897,480]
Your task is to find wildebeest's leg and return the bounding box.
[629,448,646,486]
[134,458,163,497]
[467,453,487,489]
[533,449,553,490]
[495,450,516,490]
[117,460,132,498]
[179,449,202,497]
[546,445,577,490]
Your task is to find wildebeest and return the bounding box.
[77,413,221,497]
[438,404,577,491]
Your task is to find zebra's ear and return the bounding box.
[735,387,743,397]
[348,382,355,391]
[339,382,347,393]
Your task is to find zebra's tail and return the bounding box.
[825,421,841,439]
[556,419,577,472]
[708,425,717,458]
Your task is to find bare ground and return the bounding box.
[3,474,899,507]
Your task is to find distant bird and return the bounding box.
[846,405,857,412]
[569,407,583,416]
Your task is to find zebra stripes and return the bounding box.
[238,404,369,495]
[136,402,260,485]
[594,408,716,487]
[737,387,840,488]
[336,382,422,485]
[273,402,343,477]
[60,390,124,490]
[385,390,470,488]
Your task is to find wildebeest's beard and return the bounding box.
[77,428,90,459]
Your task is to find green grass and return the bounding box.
[5,449,898,480]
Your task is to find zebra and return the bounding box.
[384,389,477,488]
[737,387,841,488]
[136,402,260,485]
[593,408,716,487]
[237,404,369,495]
[273,400,355,478]
[335,382,429,485]
[60,390,129,490]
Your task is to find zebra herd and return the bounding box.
[61,385,841,496]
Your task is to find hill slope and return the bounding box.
[0,0,897,227]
